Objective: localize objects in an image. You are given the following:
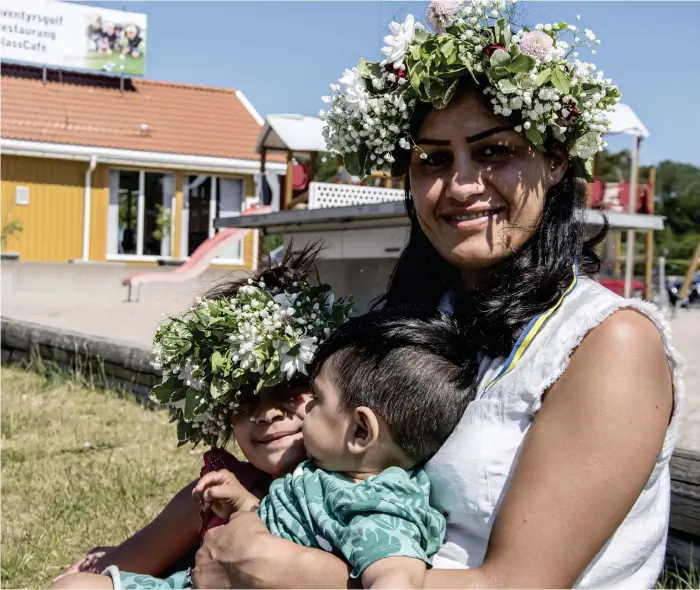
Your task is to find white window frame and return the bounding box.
[182,174,246,266]
[106,168,175,262]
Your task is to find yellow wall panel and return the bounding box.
[1,156,257,269]
[1,156,84,262]
[88,164,109,261]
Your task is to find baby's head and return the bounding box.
[302,309,477,474]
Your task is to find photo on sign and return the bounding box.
[85,12,146,76]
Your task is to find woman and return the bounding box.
[193,2,683,588]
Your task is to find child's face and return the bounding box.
[233,386,311,478]
[302,362,354,472]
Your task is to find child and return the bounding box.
[52,246,350,585]
[58,310,476,589]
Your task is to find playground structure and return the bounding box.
[122,205,270,302]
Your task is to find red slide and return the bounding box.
[122,205,271,302]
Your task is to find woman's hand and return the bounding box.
[52,546,116,582]
[193,511,354,589]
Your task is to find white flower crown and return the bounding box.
[320,0,621,181]
[150,280,354,447]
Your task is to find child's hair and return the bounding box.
[309,309,477,464]
[204,241,321,301]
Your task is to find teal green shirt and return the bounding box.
[257,460,446,578]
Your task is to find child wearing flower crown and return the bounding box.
[52,246,350,586]
[55,307,476,590]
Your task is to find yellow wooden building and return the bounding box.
[0,64,285,267]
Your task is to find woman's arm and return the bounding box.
[60,479,202,579]
[195,310,673,589]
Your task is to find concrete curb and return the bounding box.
[0,316,159,400]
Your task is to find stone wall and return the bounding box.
[1,316,159,400]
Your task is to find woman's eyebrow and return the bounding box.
[464,126,514,143]
[415,126,515,146]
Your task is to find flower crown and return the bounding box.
[150,280,354,447]
[320,0,621,181]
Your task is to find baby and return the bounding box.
[194,310,477,589]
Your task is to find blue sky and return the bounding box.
[74,1,699,167]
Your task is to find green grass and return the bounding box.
[657,566,700,589]
[1,366,200,589]
[84,52,145,76]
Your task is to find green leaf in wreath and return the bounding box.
[169,387,187,403]
[210,378,225,400]
[440,39,455,58]
[184,389,207,420]
[498,78,519,94]
[177,420,192,444]
[515,72,536,90]
[357,58,382,81]
[525,125,544,147]
[150,377,180,404]
[211,350,224,372]
[489,49,511,68]
[431,79,459,109]
[535,68,552,86]
[508,53,535,74]
[494,18,511,46]
[489,65,511,81]
[413,28,430,44]
[551,67,570,94]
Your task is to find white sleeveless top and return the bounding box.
[427,277,684,588]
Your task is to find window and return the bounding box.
[108,170,174,258]
[182,175,245,262]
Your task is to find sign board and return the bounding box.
[0,0,147,76]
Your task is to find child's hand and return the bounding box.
[52,546,115,582]
[193,469,260,519]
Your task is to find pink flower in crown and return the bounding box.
[517,31,554,62]
[426,0,462,34]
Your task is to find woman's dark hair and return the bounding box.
[374,79,607,363]
[309,309,477,464]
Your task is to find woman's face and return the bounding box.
[408,91,567,274]
[233,386,312,478]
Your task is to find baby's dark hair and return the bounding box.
[310,310,477,464]
[204,242,321,301]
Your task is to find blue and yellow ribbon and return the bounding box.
[484,263,579,392]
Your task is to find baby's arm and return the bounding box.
[55,480,201,581]
[192,469,260,519]
[361,556,426,589]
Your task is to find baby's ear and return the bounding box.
[347,407,380,455]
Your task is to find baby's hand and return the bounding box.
[193,469,260,519]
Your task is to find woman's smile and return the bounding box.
[440,206,507,231]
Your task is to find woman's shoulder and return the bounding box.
[499,276,684,417]
[549,276,668,342]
